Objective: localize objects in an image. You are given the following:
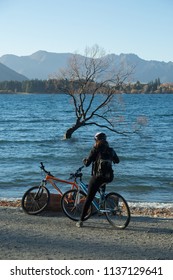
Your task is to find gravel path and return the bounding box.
[0,207,172,260]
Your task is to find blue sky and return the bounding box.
[1,0,173,62]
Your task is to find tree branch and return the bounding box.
[83,121,127,135]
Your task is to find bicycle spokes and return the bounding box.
[61,189,92,221]
[22,186,50,215]
[104,193,130,229]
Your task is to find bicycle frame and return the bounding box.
[41,173,79,196]
[79,181,104,212]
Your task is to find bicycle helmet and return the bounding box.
[94,132,107,141]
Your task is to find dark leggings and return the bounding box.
[80,175,105,221]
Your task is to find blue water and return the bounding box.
[0,93,172,208]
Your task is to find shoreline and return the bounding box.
[0,199,173,218]
[1,89,173,94]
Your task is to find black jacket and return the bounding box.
[84,143,119,176]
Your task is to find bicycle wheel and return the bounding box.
[104,192,130,229]
[61,189,92,221]
[22,186,50,215]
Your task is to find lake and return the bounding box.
[0,93,172,208]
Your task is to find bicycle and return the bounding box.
[61,166,131,229]
[21,162,83,215]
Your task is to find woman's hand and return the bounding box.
[83,158,88,166]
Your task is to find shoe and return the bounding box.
[76,220,83,228]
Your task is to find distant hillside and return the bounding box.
[0,62,28,82]
[113,53,173,83]
[0,51,71,80]
[0,50,173,82]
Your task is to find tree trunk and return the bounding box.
[64,122,83,139]
[64,127,75,139]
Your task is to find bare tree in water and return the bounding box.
[54,45,134,139]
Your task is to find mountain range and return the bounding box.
[0,50,173,83]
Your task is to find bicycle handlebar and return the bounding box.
[40,162,54,176]
[77,165,85,172]
[69,165,85,180]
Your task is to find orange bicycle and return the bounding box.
[21,162,83,215]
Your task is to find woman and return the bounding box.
[76,132,120,228]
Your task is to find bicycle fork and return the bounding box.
[34,180,46,199]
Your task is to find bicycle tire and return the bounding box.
[104,192,130,229]
[61,189,92,221]
[21,186,50,215]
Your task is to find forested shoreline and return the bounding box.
[0,78,173,94]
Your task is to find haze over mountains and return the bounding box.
[0,50,173,83]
